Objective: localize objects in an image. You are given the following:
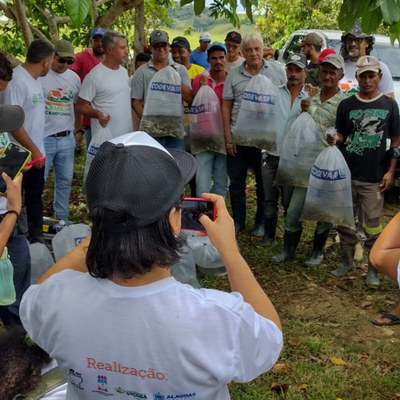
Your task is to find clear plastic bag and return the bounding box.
[301,145,355,228]
[276,112,323,187]
[140,66,185,138]
[0,247,16,305]
[189,85,225,154]
[233,74,278,152]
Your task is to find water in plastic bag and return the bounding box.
[52,223,91,261]
[275,112,323,188]
[189,85,225,155]
[140,66,185,138]
[233,74,278,152]
[29,243,54,284]
[0,247,16,305]
[301,145,355,229]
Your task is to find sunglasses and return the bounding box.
[344,37,365,45]
[56,56,74,65]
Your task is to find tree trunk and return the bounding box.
[97,0,141,28]
[134,0,145,55]
[14,0,33,46]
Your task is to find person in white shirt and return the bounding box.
[40,39,81,222]
[76,30,133,142]
[21,131,282,400]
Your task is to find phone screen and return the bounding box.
[0,142,31,194]
[181,198,215,231]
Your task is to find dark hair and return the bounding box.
[314,44,322,52]
[135,52,151,63]
[340,36,374,59]
[0,326,51,400]
[0,52,13,81]
[26,39,55,64]
[86,205,183,279]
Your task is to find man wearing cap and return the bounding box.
[170,36,205,80]
[330,55,399,285]
[20,131,282,399]
[224,31,244,72]
[70,27,106,148]
[271,54,347,265]
[300,32,323,87]
[76,31,133,142]
[339,21,394,98]
[261,53,308,250]
[2,39,54,243]
[190,32,212,71]
[222,32,286,237]
[131,30,192,149]
[192,42,229,198]
[0,103,31,328]
[40,40,81,223]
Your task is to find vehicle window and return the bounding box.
[326,39,342,53]
[373,44,400,79]
[282,34,306,63]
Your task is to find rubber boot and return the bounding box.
[270,230,302,265]
[366,261,380,287]
[260,216,278,247]
[28,216,45,244]
[304,230,330,267]
[330,243,355,277]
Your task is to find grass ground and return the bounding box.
[44,148,400,399]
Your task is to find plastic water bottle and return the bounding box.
[0,247,16,305]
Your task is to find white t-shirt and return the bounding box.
[79,63,133,139]
[21,271,282,400]
[339,59,394,95]
[225,57,244,73]
[40,69,81,137]
[2,64,46,153]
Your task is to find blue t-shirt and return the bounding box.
[190,49,210,71]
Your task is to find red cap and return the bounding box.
[318,48,336,63]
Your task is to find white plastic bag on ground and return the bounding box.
[189,85,225,154]
[186,233,224,269]
[140,66,185,138]
[301,145,355,228]
[83,126,113,184]
[52,223,91,261]
[233,74,278,152]
[171,244,201,288]
[29,243,54,283]
[275,112,323,187]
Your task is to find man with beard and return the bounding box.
[222,33,286,237]
[339,21,394,98]
[261,54,308,249]
[300,32,323,87]
[70,27,106,147]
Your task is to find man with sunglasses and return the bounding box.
[339,21,394,98]
[40,40,81,223]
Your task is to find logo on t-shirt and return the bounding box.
[92,374,114,397]
[69,369,84,390]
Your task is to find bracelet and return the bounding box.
[4,210,19,218]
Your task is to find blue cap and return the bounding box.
[207,41,227,56]
[91,27,106,39]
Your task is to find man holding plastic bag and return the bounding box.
[131,30,192,150]
[222,33,286,236]
[330,56,399,285]
[191,42,228,197]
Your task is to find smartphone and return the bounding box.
[181,197,216,231]
[0,141,31,195]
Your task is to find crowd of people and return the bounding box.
[0,21,399,398]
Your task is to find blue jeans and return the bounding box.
[155,136,185,150]
[195,151,228,197]
[226,145,265,228]
[44,133,75,221]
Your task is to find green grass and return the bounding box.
[44,150,400,400]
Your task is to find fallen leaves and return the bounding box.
[329,356,347,366]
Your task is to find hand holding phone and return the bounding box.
[181,197,216,232]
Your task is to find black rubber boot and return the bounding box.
[366,261,380,287]
[260,216,278,247]
[270,230,302,265]
[304,230,330,267]
[330,243,355,277]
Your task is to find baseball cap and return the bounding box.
[171,36,191,51]
[286,53,307,68]
[342,21,372,40]
[355,55,381,75]
[91,27,106,39]
[225,31,242,44]
[207,41,227,56]
[150,30,169,46]
[85,131,197,231]
[318,48,336,62]
[54,39,75,59]
[0,105,25,132]
[321,53,345,70]
[199,32,212,42]
[301,32,324,47]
